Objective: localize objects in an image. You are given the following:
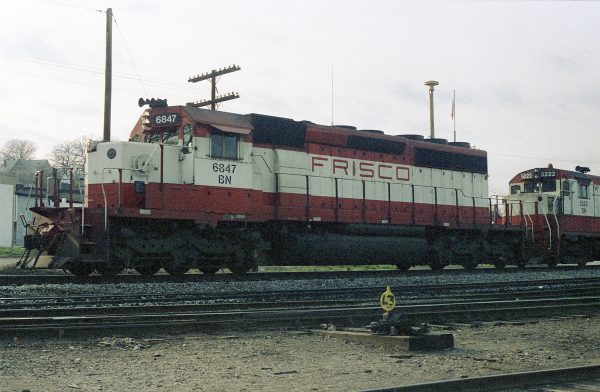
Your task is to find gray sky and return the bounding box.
[1,0,599,194]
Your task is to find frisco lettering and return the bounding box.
[311,156,409,181]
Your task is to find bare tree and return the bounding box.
[0,139,37,167]
[50,137,88,176]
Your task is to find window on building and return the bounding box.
[211,131,238,160]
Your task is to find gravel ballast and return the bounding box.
[2,265,600,299]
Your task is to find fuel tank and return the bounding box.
[270,224,428,265]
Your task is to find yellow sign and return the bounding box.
[380,286,396,312]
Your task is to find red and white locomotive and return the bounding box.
[501,165,600,267]
[20,100,600,275]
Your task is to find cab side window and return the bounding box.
[183,124,193,147]
[211,131,238,160]
[579,184,589,199]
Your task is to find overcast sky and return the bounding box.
[1,0,599,194]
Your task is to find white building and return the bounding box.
[0,159,84,246]
[0,174,16,247]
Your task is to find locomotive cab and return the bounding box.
[502,165,600,266]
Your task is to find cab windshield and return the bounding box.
[522,179,556,193]
[144,129,179,145]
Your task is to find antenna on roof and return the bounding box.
[331,63,334,126]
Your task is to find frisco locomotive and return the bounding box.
[19,101,600,276]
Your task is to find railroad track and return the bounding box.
[3,277,600,308]
[2,284,600,337]
[1,264,599,286]
[361,364,600,391]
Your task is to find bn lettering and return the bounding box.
[218,175,232,184]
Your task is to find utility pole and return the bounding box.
[103,8,112,142]
[187,65,241,110]
[424,80,439,139]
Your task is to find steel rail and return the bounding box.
[359,364,600,392]
[2,293,600,336]
[2,284,600,315]
[3,276,600,305]
[1,290,600,320]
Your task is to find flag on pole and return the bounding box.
[451,90,455,120]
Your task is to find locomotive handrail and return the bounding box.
[542,205,552,251]
[268,170,493,227]
[250,153,275,173]
[552,196,560,239]
[142,143,160,173]
[100,167,140,231]
[498,196,539,240]
[524,212,534,241]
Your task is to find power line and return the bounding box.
[38,0,103,13]
[112,13,148,97]
[488,152,600,165]
[0,52,193,91]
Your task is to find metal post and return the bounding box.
[103,8,112,142]
[69,168,73,208]
[211,75,216,110]
[53,168,59,208]
[34,172,39,208]
[39,171,44,207]
[425,80,439,139]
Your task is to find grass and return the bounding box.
[0,247,25,258]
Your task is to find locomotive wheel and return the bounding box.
[162,259,191,275]
[493,259,506,270]
[428,249,446,271]
[134,263,161,276]
[544,256,558,268]
[228,264,252,274]
[430,261,445,271]
[463,262,478,271]
[95,264,124,277]
[228,249,260,274]
[67,263,95,277]
[199,267,220,275]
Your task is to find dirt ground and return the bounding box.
[1,316,599,392]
